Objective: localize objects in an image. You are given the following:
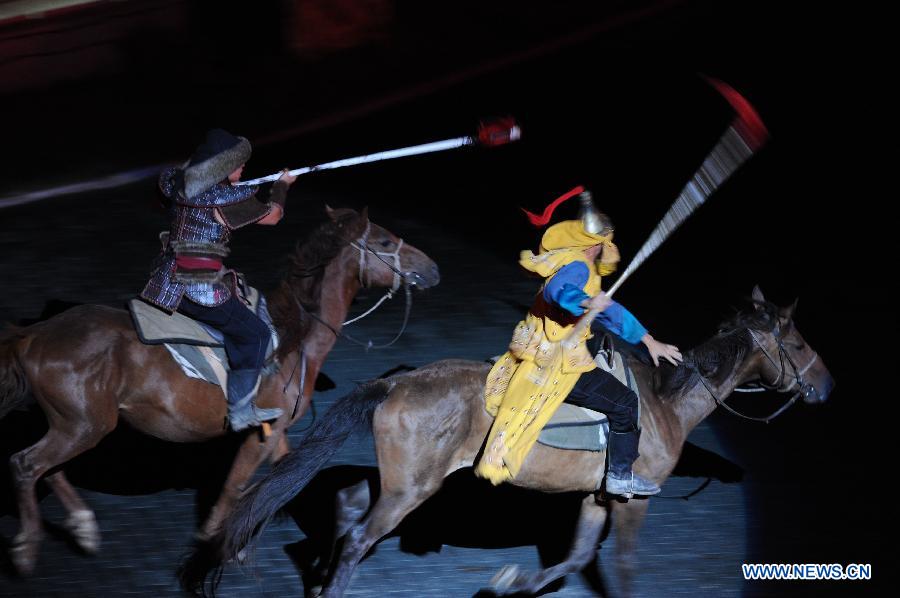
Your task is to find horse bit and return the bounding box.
[697,324,821,423]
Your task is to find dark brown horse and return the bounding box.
[0,206,440,575]
[182,286,833,597]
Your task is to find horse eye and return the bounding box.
[379,239,392,248]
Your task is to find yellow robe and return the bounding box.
[475,251,602,485]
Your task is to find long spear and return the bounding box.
[235,117,521,186]
[564,79,770,349]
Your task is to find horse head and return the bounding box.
[326,205,440,292]
[745,285,834,404]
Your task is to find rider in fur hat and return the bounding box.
[140,129,297,432]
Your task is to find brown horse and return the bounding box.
[0,206,440,576]
[182,286,833,597]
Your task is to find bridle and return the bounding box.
[747,327,821,398]
[289,222,425,351]
[695,323,821,423]
[351,222,406,294]
[338,221,423,348]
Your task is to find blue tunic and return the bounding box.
[543,261,647,345]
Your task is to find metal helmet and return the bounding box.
[578,190,613,236]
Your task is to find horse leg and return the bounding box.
[42,471,101,554]
[490,494,610,595]
[8,425,109,575]
[270,431,291,463]
[197,430,277,540]
[332,480,372,548]
[320,364,485,596]
[322,489,431,598]
[297,479,372,598]
[611,498,649,598]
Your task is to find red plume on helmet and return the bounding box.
[521,185,585,227]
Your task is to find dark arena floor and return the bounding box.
[0,2,888,597]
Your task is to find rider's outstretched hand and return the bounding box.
[278,168,298,186]
[641,334,683,367]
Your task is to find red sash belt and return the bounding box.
[175,256,223,271]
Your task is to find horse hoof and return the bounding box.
[308,585,324,598]
[224,547,250,567]
[490,564,520,593]
[64,510,101,554]
[236,547,249,564]
[10,533,40,576]
[194,528,215,543]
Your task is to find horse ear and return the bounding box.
[782,297,798,320]
[751,285,765,308]
[325,204,337,221]
[360,206,369,222]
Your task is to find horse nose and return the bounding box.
[818,376,835,402]
[807,376,834,404]
[406,264,440,289]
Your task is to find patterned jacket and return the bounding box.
[140,167,287,311]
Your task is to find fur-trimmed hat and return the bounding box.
[183,129,251,200]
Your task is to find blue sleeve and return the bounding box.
[595,300,648,345]
[543,262,590,316]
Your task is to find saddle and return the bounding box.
[536,338,640,452]
[128,286,278,394]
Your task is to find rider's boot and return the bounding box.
[605,429,660,498]
[226,368,282,432]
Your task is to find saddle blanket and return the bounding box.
[128,287,278,394]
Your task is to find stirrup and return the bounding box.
[605,471,661,498]
[228,411,259,433]
[253,405,283,423]
[228,405,281,433]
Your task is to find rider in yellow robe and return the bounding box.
[476,192,682,496]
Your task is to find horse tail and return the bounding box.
[179,377,393,596]
[0,326,30,421]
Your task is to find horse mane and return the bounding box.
[655,300,780,399]
[266,208,367,359]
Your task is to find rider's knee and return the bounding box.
[605,390,639,430]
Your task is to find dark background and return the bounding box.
[0,0,889,596]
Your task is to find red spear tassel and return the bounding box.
[521,185,585,227]
[705,77,770,151]
[477,116,522,147]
